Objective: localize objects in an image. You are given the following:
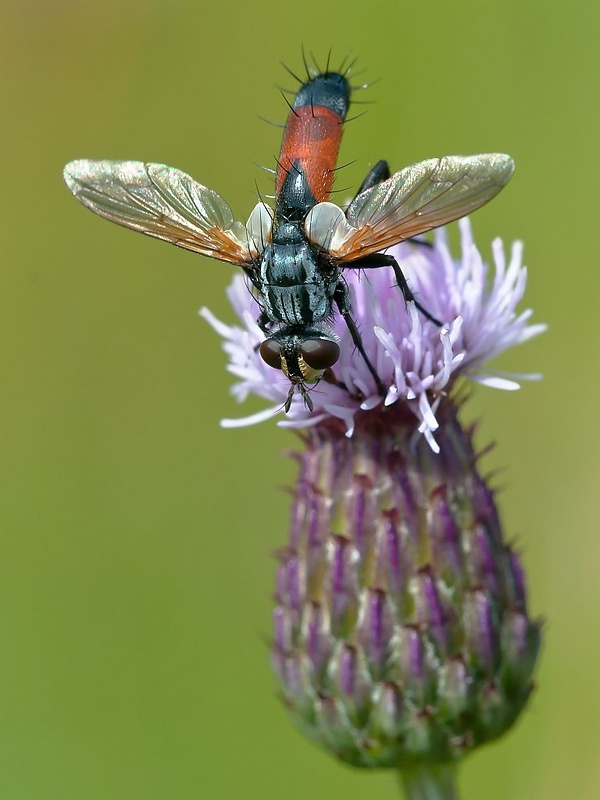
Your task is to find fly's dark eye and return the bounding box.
[259,339,283,370]
[300,339,340,370]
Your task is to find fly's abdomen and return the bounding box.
[276,72,351,206]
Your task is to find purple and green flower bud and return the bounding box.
[272,405,540,769]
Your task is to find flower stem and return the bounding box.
[399,763,459,800]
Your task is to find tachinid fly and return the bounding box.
[63,61,514,412]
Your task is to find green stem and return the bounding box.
[399,763,459,800]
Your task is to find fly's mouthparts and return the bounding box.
[284,381,314,413]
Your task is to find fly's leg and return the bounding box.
[256,309,272,335]
[253,310,274,356]
[348,253,443,326]
[333,282,386,397]
[242,266,272,335]
[354,163,433,249]
[353,159,390,199]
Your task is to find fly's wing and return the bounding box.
[304,154,514,261]
[63,160,269,266]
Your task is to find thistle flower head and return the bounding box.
[271,407,541,769]
[201,218,545,450]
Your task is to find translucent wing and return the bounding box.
[63,160,271,266]
[305,154,514,261]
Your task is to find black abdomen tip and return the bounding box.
[293,72,351,119]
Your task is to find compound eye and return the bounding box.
[300,339,340,370]
[259,339,283,370]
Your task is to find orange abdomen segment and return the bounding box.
[276,105,343,203]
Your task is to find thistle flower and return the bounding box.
[201,218,545,451]
[202,219,544,798]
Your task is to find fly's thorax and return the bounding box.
[272,221,304,244]
[259,235,338,327]
[260,237,320,286]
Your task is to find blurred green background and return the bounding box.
[0,0,597,797]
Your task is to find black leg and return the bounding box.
[352,165,433,252]
[334,282,386,397]
[353,166,435,251]
[408,237,434,249]
[353,159,391,200]
[253,310,273,355]
[256,310,272,335]
[348,253,443,327]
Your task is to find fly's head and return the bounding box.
[259,327,340,412]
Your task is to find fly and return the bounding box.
[63,62,514,412]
